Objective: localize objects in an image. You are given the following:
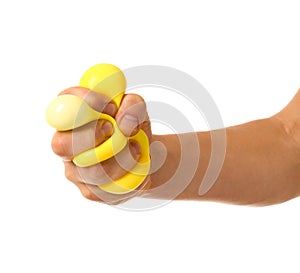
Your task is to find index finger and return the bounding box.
[59,86,117,116]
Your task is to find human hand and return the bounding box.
[51,86,152,204]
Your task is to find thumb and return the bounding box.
[116,94,148,137]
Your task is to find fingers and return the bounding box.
[51,88,151,203]
[116,94,150,137]
[63,141,140,186]
[67,145,147,205]
[71,179,149,205]
[59,86,117,116]
[52,119,113,158]
[71,181,101,202]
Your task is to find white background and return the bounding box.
[1,0,300,272]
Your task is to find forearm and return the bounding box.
[148,118,300,205]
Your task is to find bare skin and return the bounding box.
[51,87,300,206]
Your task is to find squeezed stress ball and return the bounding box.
[46,64,150,194]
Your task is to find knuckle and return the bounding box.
[81,188,99,201]
[131,94,145,104]
[130,95,147,112]
[51,133,68,157]
[58,86,88,96]
[123,94,146,111]
[65,167,76,182]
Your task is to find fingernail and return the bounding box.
[101,121,113,137]
[119,115,138,135]
[105,103,117,116]
[130,141,141,155]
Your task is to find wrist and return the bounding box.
[144,132,206,201]
[149,134,181,190]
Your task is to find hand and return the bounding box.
[51,86,152,204]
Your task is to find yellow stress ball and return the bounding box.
[46,64,150,194]
[80,63,126,108]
